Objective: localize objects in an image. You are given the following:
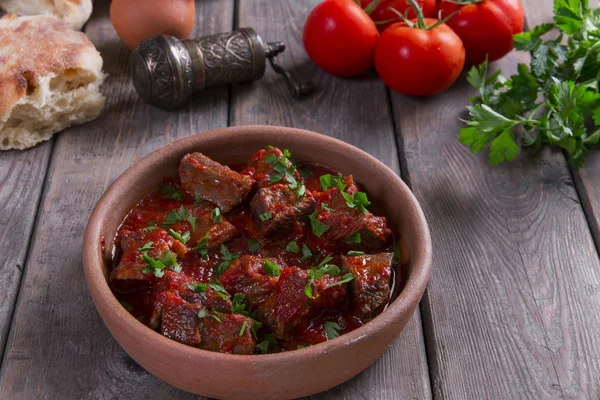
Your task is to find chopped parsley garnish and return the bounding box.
[256,333,277,354]
[186,216,197,232]
[324,321,342,340]
[231,293,248,315]
[285,241,300,253]
[247,238,261,254]
[162,206,188,226]
[264,148,306,198]
[197,309,222,323]
[138,241,154,254]
[141,250,181,277]
[191,232,210,259]
[142,221,157,232]
[304,280,315,299]
[346,232,361,244]
[256,340,270,354]
[341,191,371,213]
[251,318,262,339]
[188,282,207,296]
[161,184,183,201]
[304,255,344,298]
[259,212,272,222]
[326,273,354,288]
[301,244,313,261]
[262,260,281,277]
[393,245,402,264]
[214,244,240,276]
[239,321,248,336]
[211,207,222,224]
[309,211,329,237]
[319,173,344,191]
[208,279,230,300]
[321,203,334,212]
[347,251,364,256]
[194,192,202,205]
[119,301,134,312]
[168,229,190,244]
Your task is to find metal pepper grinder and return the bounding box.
[129,28,315,110]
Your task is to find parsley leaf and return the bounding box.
[285,241,300,253]
[161,184,183,201]
[347,251,364,256]
[168,229,190,244]
[264,148,306,197]
[259,212,272,222]
[197,309,222,323]
[262,260,281,277]
[208,279,230,299]
[188,282,207,296]
[187,216,197,232]
[191,232,210,259]
[142,221,157,232]
[247,238,261,254]
[460,0,600,168]
[141,250,181,277]
[138,241,154,254]
[319,173,344,191]
[309,211,329,237]
[162,206,188,226]
[326,273,354,288]
[301,244,313,261]
[211,207,222,224]
[346,232,361,244]
[231,293,248,315]
[323,321,342,340]
[214,244,240,276]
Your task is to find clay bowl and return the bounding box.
[83,125,432,399]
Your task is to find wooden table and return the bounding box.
[1,0,599,398]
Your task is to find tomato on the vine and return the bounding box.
[436,0,524,65]
[360,0,436,31]
[374,10,465,96]
[303,0,379,77]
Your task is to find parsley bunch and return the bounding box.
[460,0,600,168]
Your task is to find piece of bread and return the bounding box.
[0,0,92,30]
[0,14,105,150]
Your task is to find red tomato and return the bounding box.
[360,0,437,31]
[303,0,379,77]
[436,0,524,65]
[374,18,465,96]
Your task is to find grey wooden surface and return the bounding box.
[1,0,599,399]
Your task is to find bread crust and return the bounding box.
[0,0,93,30]
[0,14,105,150]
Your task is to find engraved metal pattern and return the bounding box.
[196,29,257,89]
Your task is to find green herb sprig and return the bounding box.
[460,0,600,168]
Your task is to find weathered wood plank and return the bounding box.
[233,1,432,399]
[0,1,231,398]
[390,8,600,397]
[0,142,53,363]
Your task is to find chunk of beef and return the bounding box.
[262,267,348,339]
[179,152,254,212]
[186,203,238,249]
[243,147,299,188]
[159,292,202,346]
[313,175,391,249]
[341,253,393,321]
[219,255,278,307]
[198,313,255,354]
[149,270,232,329]
[111,229,179,281]
[250,184,315,238]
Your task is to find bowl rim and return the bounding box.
[83,125,432,365]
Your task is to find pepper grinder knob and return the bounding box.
[129,28,314,110]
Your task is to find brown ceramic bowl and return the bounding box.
[83,125,432,400]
